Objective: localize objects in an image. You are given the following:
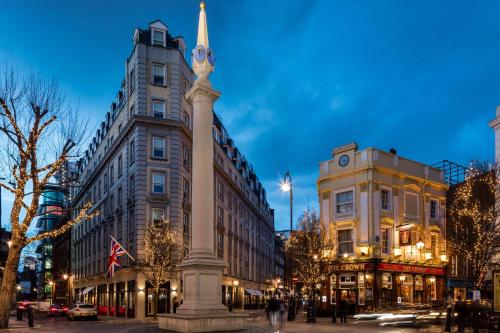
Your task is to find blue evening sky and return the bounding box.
[0,0,498,231]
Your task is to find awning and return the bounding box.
[80,287,94,296]
[253,289,264,297]
[244,288,263,296]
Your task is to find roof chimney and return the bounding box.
[389,148,397,155]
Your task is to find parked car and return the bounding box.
[16,301,31,311]
[47,304,69,317]
[66,304,97,320]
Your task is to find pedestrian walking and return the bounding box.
[279,298,287,332]
[339,298,348,323]
[454,296,465,333]
[268,295,280,333]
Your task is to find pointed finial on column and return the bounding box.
[192,1,215,80]
[197,1,209,48]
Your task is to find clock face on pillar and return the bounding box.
[206,48,215,66]
[339,154,349,167]
[194,45,206,62]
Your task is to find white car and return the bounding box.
[67,303,97,320]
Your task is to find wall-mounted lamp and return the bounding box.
[7,241,12,248]
[416,239,425,250]
[63,274,69,280]
[425,252,433,260]
[399,275,406,282]
[343,253,349,259]
[233,280,239,287]
[440,254,448,262]
[359,246,369,256]
[429,276,436,283]
[138,288,144,293]
[394,248,402,257]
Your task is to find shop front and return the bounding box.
[322,262,375,314]
[377,262,447,307]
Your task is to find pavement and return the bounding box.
[0,309,475,333]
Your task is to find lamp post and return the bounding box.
[280,171,293,233]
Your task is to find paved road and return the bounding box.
[2,311,449,333]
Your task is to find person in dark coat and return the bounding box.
[454,296,465,333]
[339,298,348,323]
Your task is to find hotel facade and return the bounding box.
[317,143,448,312]
[69,20,277,319]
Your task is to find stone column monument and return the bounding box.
[158,3,247,332]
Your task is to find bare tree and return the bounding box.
[138,218,181,319]
[0,67,97,328]
[446,161,500,292]
[285,209,336,298]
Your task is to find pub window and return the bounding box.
[381,188,391,210]
[338,229,353,255]
[381,228,390,254]
[430,199,439,219]
[336,190,354,214]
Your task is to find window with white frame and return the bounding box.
[336,190,354,214]
[153,100,165,119]
[430,199,439,219]
[381,228,390,254]
[152,172,165,193]
[153,63,165,85]
[152,136,165,158]
[152,29,165,46]
[381,188,391,210]
[338,229,353,255]
[152,208,164,226]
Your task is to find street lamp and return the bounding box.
[280,171,293,232]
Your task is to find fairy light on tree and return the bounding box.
[284,209,336,299]
[446,161,500,294]
[0,68,96,328]
[138,218,181,319]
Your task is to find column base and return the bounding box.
[158,313,248,332]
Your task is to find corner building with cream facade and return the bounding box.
[69,20,276,319]
[317,143,448,312]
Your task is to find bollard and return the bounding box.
[27,306,34,328]
[16,307,23,321]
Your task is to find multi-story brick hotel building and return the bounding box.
[317,143,448,312]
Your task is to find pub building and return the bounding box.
[317,144,448,313]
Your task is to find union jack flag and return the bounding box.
[108,237,128,278]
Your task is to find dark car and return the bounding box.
[488,312,500,332]
[48,304,69,317]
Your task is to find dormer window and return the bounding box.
[152,29,165,46]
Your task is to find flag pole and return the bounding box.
[109,234,135,261]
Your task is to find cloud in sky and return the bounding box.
[0,0,499,231]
